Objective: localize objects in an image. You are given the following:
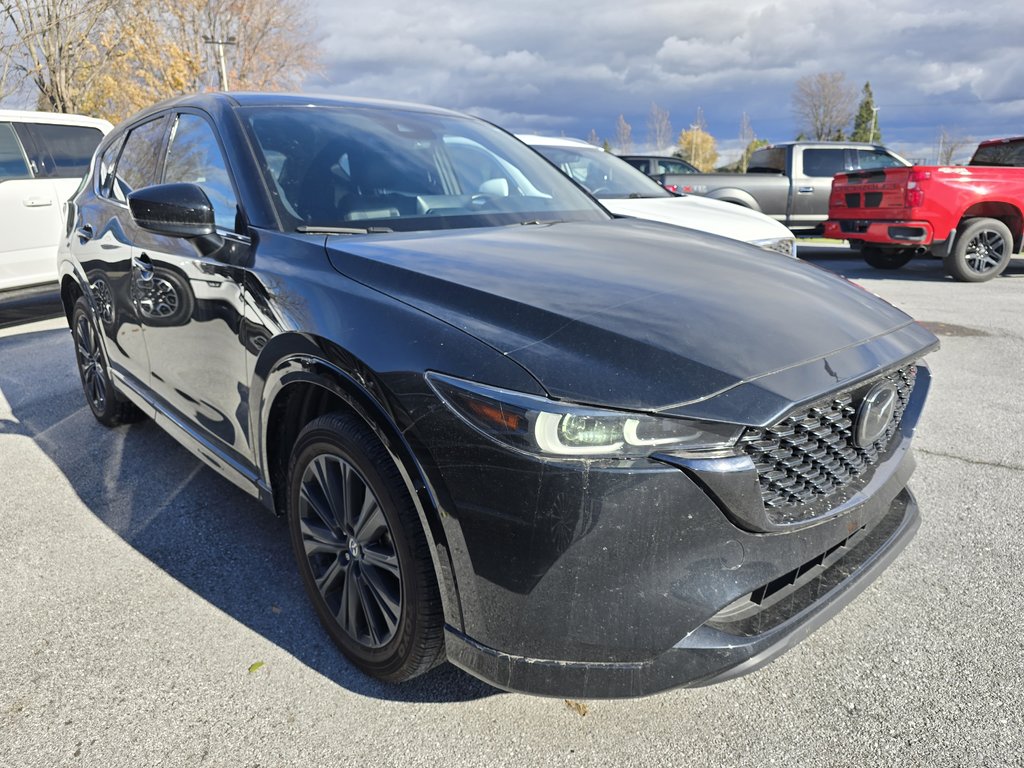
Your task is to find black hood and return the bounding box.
[326,219,934,418]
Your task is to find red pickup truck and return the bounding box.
[824,136,1024,282]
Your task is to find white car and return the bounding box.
[519,135,796,258]
[1,110,112,291]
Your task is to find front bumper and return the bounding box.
[445,483,917,698]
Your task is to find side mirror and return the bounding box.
[128,183,215,238]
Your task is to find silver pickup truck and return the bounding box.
[658,141,910,234]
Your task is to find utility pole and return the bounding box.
[203,35,237,91]
[868,106,879,144]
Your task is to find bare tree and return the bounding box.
[1,9,23,101]
[585,128,600,146]
[738,112,755,171]
[160,0,319,93]
[646,102,672,152]
[614,114,632,154]
[2,0,321,121]
[936,128,972,165]
[1,0,126,113]
[792,71,857,141]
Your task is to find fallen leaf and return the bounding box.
[564,700,588,717]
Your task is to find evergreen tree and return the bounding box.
[851,82,881,143]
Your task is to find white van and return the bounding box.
[0,110,112,291]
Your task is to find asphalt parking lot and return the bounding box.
[1,247,1022,767]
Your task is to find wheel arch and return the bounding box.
[957,202,1024,254]
[60,273,85,327]
[704,188,760,210]
[252,331,465,630]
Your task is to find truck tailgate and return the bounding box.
[829,167,916,220]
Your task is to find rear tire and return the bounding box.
[287,412,445,682]
[944,218,1013,282]
[862,245,914,270]
[72,297,144,427]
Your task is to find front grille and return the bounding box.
[739,365,916,514]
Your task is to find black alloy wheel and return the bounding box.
[72,296,142,427]
[945,218,1014,282]
[862,245,915,270]
[287,412,444,682]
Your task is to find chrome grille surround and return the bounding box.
[738,365,917,519]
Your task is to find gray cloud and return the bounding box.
[306,0,1024,161]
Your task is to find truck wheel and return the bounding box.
[944,218,1013,282]
[862,245,914,270]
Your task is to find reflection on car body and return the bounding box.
[59,92,937,699]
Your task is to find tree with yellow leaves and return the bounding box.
[1,0,321,123]
[676,108,718,172]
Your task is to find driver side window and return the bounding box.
[164,114,239,232]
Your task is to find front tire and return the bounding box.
[944,218,1014,282]
[287,412,444,682]
[862,245,914,270]
[72,297,143,426]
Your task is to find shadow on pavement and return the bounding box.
[798,244,1024,283]
[0,322,499,705]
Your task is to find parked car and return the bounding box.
[520,135,796,257]
[655,141,910,234]
[0,110,112,292]
[618,154,699,188]
[60,92,938,698]
[825,135,1024,281]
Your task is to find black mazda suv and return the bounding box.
[58,92,937,698]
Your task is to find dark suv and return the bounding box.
[59,93,937,698]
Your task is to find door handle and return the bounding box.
[23,196,53,207]
[133,254,154,282]
[797,186,814,194]
[76,224,94,242]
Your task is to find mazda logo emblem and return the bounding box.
[855,381,898,447]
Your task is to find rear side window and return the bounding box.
[658,160,696,175]
[0,123,32,181]
[107,118,166,202]
[801,149,848,177]
[97,137,124,198]
[24,123,105,178]
[747,147,786,173]
[970,140,1024,167]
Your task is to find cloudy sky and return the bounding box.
[305,0,1024,163]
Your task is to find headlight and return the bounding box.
[751,237,797,258]
[427,373,742,459]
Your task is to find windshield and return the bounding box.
[240,105,608,232]
[530,144,673,199]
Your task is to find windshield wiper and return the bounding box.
[296,225,394,235]
[519,219,562,226]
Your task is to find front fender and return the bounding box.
[251,334,472,631]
